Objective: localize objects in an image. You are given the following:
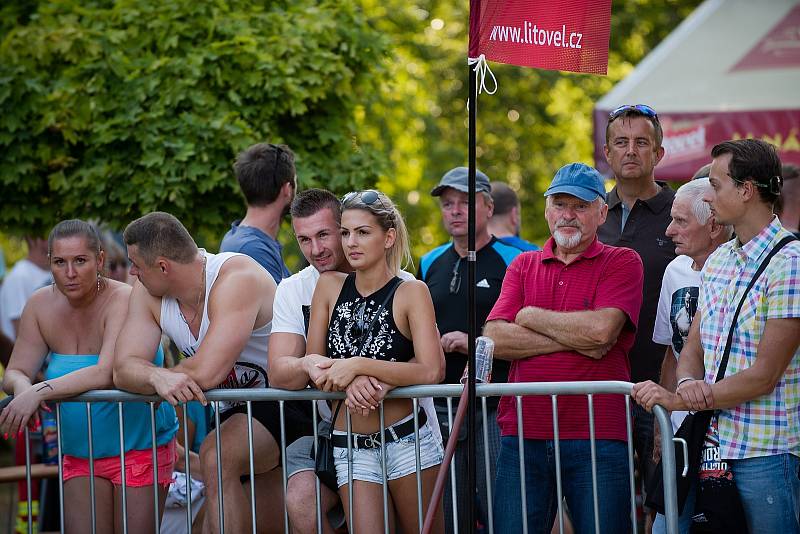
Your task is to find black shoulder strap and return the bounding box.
[329,277,404,432]
[716,235,797,382]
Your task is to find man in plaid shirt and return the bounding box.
[634,139,800,533]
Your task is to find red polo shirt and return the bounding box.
[486,237,643,441]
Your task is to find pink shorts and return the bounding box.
[62,439,176,487]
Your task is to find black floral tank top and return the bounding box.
[326,273,414,362]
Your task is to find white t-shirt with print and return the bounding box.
[653,254,700,433]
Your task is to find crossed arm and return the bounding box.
[305,277,444,392]
[269,331,396,416]
[484,306,627,361]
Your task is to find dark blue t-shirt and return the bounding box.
[220,221,290,284]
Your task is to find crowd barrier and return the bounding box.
[1,382,680,534]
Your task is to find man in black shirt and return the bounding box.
[598,104,676,525]
[419,167,522,533]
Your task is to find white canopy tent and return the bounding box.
[594,0,800,180]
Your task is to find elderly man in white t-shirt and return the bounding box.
[268,189,439,533]
[645,177,732,534]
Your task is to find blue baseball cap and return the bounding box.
[544,163,607,202]
[431,167,492,196]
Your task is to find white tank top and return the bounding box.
[160,251,271,412]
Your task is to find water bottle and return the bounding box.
[461,336,495,384]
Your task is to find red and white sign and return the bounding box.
[469,0,612,74]
[731,4,800,72]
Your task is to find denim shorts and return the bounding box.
[332,415,443,488]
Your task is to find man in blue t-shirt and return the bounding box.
[488,181,540,251]
[220,143,295,283]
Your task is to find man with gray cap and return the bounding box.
[419,166,523,533]
[485,163,643,533]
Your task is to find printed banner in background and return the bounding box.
[469,0,612,74]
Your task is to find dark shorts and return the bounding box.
[214,399,314,455]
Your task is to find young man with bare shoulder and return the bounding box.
[113,212,311,534]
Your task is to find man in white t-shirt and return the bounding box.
[0,237,51,342]
[648,178,732,534]
[268,189,434,533]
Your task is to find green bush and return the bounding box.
[0,0,387,237]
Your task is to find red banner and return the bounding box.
[469,0,612,74]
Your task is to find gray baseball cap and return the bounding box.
[431,167,492,196]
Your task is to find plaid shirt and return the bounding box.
[699,216,800,459]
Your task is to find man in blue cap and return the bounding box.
[419,166,523,533]
[485,163,644,533]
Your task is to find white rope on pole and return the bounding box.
[467,54,498,95]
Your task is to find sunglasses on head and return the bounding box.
[341,189,385,207]
[608,104,658,122]
[341,190,395,226]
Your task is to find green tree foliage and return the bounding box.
[1,0,702,270]
[358,0,702,257]
[0,0,387,238]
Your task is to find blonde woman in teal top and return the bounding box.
[0,220,177,534]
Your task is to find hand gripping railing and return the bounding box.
[0,381,680,534]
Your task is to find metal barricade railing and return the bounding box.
[1,382,680,534]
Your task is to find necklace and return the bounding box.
[178,254,207,328]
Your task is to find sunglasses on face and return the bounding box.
[608,104,658,122]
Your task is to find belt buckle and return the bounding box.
[362,431,381,449]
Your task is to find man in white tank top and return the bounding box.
[114,212,309,534]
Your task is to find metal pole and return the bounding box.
[118,403,128,534]
[312,403,323,534]
[246,401,257,534]
[214,402,225,534]
[24,427,32,534]
[86,403,96,534]
[182,403,193,534]
[279,400,289,534]
[56,404,65,534]
[150,403,159,533]
[467,43,478,534]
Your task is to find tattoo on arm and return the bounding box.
[36,382,53,393]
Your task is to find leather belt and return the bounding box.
[331,409,427,449]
